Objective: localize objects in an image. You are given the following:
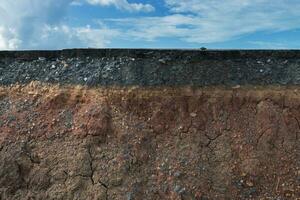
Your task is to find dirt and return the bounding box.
[0,82,299,200]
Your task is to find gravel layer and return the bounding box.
[1,49,300,86]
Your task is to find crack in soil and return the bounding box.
[293,116,300,141]
[256,127,272,146]
[205,132,223,147]
[21,141,40,164]
[86,142,109,199]
[99,180,109,200]
[15,161,29,190]
[87,145,95,185]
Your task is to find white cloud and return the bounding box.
[0,27,22,50]
[86,0,154,12]
[70,0,83,6]
[104,0,300,44]
[40,24,120,49]
[0,0,120,50]
[0,0,73,49]
[106,15,193,41]
[248,41,288,49]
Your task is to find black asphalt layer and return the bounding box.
[1,49,300,86]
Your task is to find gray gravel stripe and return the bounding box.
[1,49,300,86]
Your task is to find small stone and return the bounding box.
[110,177,123,186]
[126,192,133,200]
[284,190,293,197]
[190,112,197,117]
[158,59,166,64]
[179,188,186,194]
[174,185,181,193]
[246,180,254,187]
[174,171,181,177]
[174,185,185,194]
[232,85,241,89]
[84,77,88,82]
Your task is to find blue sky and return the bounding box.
[0,0,300,50]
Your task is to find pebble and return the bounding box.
[190,112,197,117]
[126,193,133,200]
[232,85,241,89]
[158,59,166,64]
[63,63,69,68]
[246,180,254,187]
[174,171,181,177]
[174,185,186,194]
[38,57,46,61]
[174,185,181,193]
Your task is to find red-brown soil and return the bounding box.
[0,82,299,199]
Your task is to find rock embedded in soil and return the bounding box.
[0,49,299,200]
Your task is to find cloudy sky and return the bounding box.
[0,0,300,50]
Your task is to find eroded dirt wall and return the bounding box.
[0,82,299,199]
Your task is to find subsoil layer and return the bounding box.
[0,82,299,199]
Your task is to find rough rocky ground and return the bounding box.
[1,49,300,86]
[0,82,299,199]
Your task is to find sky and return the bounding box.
[0,0,300,50]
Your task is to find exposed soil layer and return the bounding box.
[0,82,299,200]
